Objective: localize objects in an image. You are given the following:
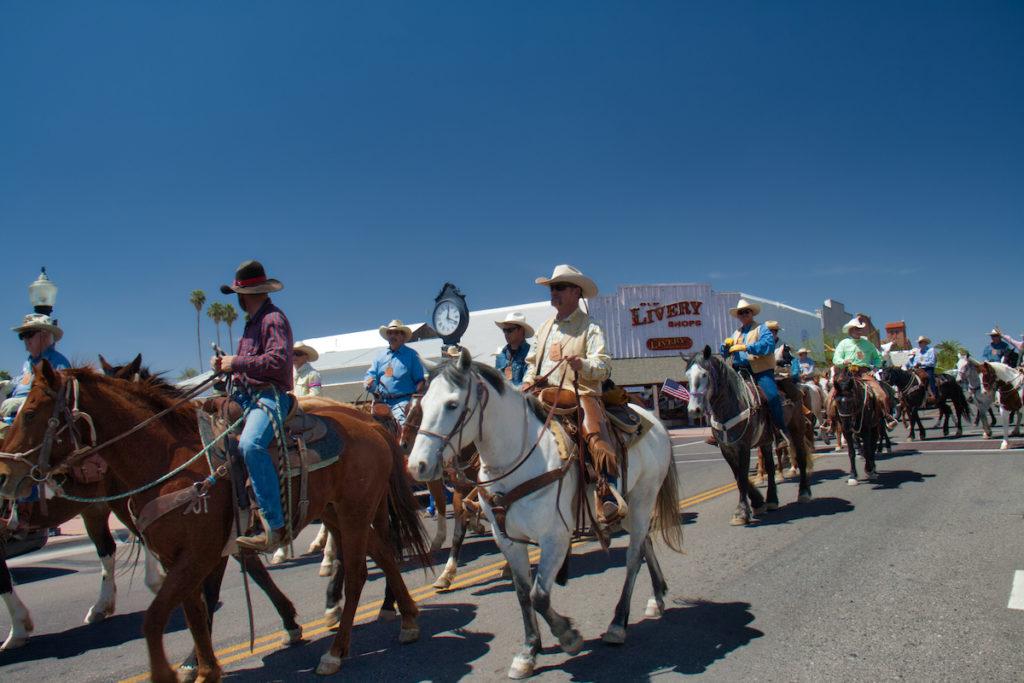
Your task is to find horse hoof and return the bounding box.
[429,537,445,552]
[178,664,198,683]
[270,549,286,565]
[432,574,454,590]
[834,446,843,452]
[644,598,664,618]
[285,627,303,645]
[730,515,748,526]
[84,605,113,624]
[1001,441,1010,450]
[508,655,536,679]
[308,540,325,554]
[766,502,779,511]
[500,563,513,580]
[560,629,584,654]
[316,653,342,676]
[787,467,798,477]
[0,634,28,651]
[378,607,399,622]
[318,563,333,578]
[798,491,812,503]
[324,606,341,629]
[399,626,420,644]
[868,471,879,482]
[847,478,859,486]
[752,504,767,515]
[602,624,626,645]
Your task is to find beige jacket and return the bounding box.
[522,308,611,395]
[293,362,323,397]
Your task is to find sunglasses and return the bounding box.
[502,328,518,334]
[737,309,752,315]
[18,330,39,341]
[549,283,575,292]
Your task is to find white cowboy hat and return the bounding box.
[917,336,931,345]
[797,347,811,355]
[842,317,868,334]
[765,320,781,332]
[989,328,1002,336]
[12,313,63,342]
[293,342,319,362]
[534,264,598,299]
[379,319,413,341]
[728,298,761,318]
[494,311,535,338]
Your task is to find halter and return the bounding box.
[416,374,490,463]
[699,360,760,446]
[836,374,869,433]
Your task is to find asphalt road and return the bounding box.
[3,414,1024,682]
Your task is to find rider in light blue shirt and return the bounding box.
[364,320,426,424]
[908,336,938,397]
[982,330,1013,364]
[3,314,71,425]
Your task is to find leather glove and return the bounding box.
[728,344,747,353]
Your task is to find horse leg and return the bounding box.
[434,507,468,590]
[321,519,346,627]
[529,532,580,655]
[179,557,228,681]
[642,536,668,618]
[82,506,118,623]
[0,547,33,650]
[143,544,166,594]
[754,448,766,487]
[180,588,222,683]
[426,479,448,551]
[761,443,779,512]
[723,448,754,525]
[366,523,420,643]
[844,426,859,485]
[316,515,371,676]
[602,527,648,645]
[237,551,302,642]
[308,522,330,554]
[319,529,337,577]
[143,555,218,683]
[1001,407,1011,450]
[499,539,542,679]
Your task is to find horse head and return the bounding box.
[99,353,144,381]
[685,345,720,420]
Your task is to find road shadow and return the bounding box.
[535,598,761,680]
[227,603,489,681]
[751,497,854,527]
[809,467,850,483]
[10,565,77,585]
[871,469,934,490]
[0,608,186,665]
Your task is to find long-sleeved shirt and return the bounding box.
[293,362,323,397]
[721,323,775,372]
[365,344,425,404]
[908,346,936,369]
[982,340,1012,363]
[232,298,294,392]
[3,345,71,424]
[832,337,884,369]
[495,342,530,387]
[522,308,610,394]
[1002,334,1024,353]
[797,358,816,378]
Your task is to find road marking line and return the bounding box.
[1008,571,1024,610]
[671,439,709,449]
[674,457,725,464]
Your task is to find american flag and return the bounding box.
[661,378,690,401]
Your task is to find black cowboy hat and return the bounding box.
[220,260,284,295]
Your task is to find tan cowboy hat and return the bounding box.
[917,336,931,345]
[293,342,319,362]
[989,328,1002,336]
[220,260,283,295]
[12,313,63,342]
[534,264,598,299]
[797,347,811,355]
[842,317,868,334]
[765,320,781,331]
[728,298,761,318]
[494,311,535,338]
[379,319,413,341]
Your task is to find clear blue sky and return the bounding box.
[1,2,1021,376]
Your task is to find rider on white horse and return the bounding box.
[520,264,624,526]
[721,300,794,450]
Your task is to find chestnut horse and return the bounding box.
[0,362,430,681]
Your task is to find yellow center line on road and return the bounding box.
[118,473,770,682]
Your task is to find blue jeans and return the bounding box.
[753,370,787,431]
[234,388,292,531]
[923,367,937,397]
[388,399,410,426]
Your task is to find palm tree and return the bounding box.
[222,303,238,350]
[207,302,224,349]
[189,290,206,367]
[935,339,966,373]
[179,367,199,380]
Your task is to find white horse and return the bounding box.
[957,352,1005,447]
[407,350,683,679]
[968,358,1023,450]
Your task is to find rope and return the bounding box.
[59,415,245,504]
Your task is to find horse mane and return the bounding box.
[988,362,1019,384]
[68,367,198,433]
[430,357,549,423]
[704,354,747,405]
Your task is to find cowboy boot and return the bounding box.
[236,513,286,553]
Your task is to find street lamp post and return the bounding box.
[28,267,58,316]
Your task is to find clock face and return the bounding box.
[433,300,461,336]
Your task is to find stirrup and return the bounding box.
[595,486,628,527]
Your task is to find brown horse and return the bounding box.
[0,362,430,681]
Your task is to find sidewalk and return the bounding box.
[47,511,132,549]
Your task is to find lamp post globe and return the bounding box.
[29,267,57,316]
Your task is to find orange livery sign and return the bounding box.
[646,337,693,352]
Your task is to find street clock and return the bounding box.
[432,283,469,347]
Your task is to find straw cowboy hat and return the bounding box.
[989,328,1002,337]
[842,317,868,334]
[797,347,811,355]
[728,298,761,318]
[765,320,781,332]
[379,319,413,341]
[535,264,598,299]
[12,313,63,342]
[293,342,319,362]
[494,311,535,338]
[220,260,284,295]
[917,336,931,345]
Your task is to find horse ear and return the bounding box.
[98,355,113,373]
[458,346,471,370]
[35,359,58,387]
[702,345,712,360]
[128,353,143,375]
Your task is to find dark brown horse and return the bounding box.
[0,362,429,681]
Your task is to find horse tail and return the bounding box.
[952,385,970,418]
[653,452,684,554]
[384,436,433,571]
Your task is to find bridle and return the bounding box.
[698,359,760,446]
[836,373,869,433]
[416,374,490,466]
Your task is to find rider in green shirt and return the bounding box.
[829,317,896,430]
